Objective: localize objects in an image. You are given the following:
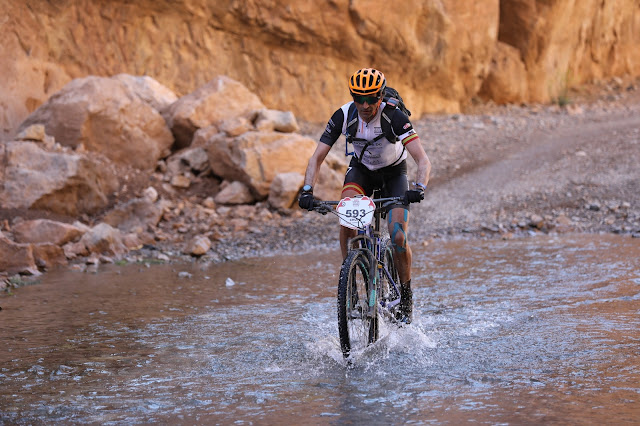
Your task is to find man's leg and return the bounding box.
[388,207,413,322]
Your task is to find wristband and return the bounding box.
[412,182,426,190]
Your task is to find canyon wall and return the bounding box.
[1,0,639,140]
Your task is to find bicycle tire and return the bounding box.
[337,249,377,358]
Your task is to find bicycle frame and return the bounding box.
[315,194,404,320]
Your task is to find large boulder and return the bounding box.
[0,141,119,216]
[12,219,86,245]
[206,131,317,199]
[164,76,265,150]
[0,232,38,275]
[16,76,173,170]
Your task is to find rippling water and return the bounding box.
[1,234,639,424]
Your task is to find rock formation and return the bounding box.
[2,0,639,140]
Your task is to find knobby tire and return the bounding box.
[337,249,378,358]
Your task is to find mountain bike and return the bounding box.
[312,192,418,358]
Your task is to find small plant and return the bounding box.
[551,69,573,107]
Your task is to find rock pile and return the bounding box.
[0,74,345,277]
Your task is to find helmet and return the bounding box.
[349,68,386,96]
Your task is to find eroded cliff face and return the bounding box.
[1,0,639,140]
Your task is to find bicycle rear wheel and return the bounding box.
[337,249,377,358]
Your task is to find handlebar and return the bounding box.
[311,195,412,215]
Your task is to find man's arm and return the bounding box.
[405,136,431,188]
[303,142,332,187]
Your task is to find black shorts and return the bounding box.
[343,158,409,210]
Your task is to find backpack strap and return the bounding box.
[380,102,399,143]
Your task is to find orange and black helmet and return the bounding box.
[349,68,386,96]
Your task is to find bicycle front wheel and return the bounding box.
[337,249,377,358]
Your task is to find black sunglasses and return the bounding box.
[352,94,381,104]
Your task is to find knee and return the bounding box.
[390,222,408,253]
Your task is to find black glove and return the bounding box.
[404,189,424,204]
[298,191,315,211]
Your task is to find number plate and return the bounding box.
[336,196,375,229]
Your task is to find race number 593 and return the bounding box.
[336,196,375,230]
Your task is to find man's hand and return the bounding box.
[298,191,315,211]
[404,189,424,204]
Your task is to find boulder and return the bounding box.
[0,232,38,275]
[206,131,316,198]
[164,76,265,150]
[32,243,68,269]
[254,109,299,133]
[268,172,304,210]
[214,181,255,205]
[17,76,173,170]
[183,235,211,256]
[112,73,178,113]
[79,223,126,256]
[102,197,170,233]
[12,219,86,245]
[0,141,119,215]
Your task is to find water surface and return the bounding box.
[1,234,639,424]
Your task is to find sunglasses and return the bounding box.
[352,94,381,104]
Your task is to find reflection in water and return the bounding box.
[1,234,639,424]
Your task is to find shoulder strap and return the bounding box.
[345,102,358,140]
[380,102,398,143]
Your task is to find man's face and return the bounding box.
[352,92,382,122]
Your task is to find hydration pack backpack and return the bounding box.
[344,86,411,159]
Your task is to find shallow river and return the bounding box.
[1,234,639,424]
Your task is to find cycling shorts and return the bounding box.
[342,158,409,210]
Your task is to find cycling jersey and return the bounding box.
[320,101,419,171]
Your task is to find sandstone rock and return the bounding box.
[0,232,38,275]
[15,124,55,148]
[0,141,119,215]
[219,117,253,138]
[165,76,265,150]
[32,243,68,269]
[183,235,211,256]
[478,42,529,104]
[79,223,126,256]
[166,147,209,176]
[17,76,173,170]
[12,219,85,245]
[214,181,254,205]
[207,131,316,198]
[62,240,89,259]
[102,197,169,233]
[314,152,348,202]
[113,73,178,113]
[254,109,299,133]
[170,175,191,188]
[268,172,304,210]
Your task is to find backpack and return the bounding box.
[344,86,411,160]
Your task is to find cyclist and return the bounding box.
[299,68,431,323]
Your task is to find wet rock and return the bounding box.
[32,243,68,269]
[0,232,39,275]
